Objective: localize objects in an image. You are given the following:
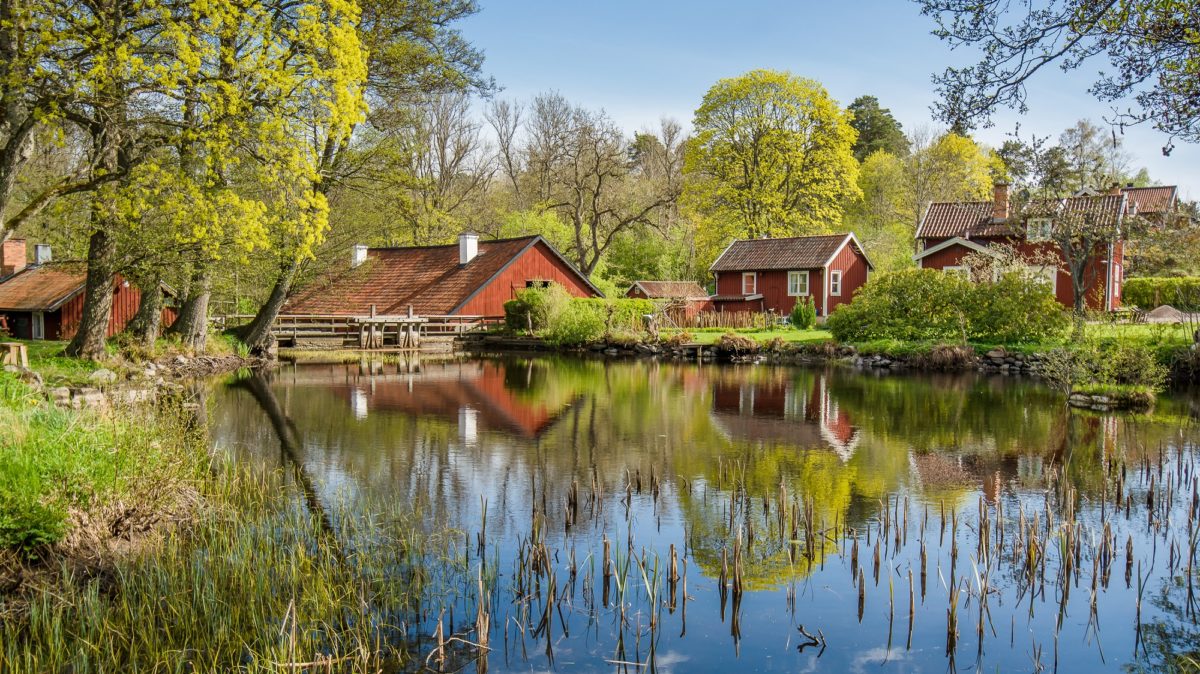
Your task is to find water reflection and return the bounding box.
[208,356,1200,673]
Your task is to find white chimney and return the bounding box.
[34,244,51,264]
[459,232,479,265]
[351,244,368,268]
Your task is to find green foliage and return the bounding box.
[790,296,817,329]
[0,374,203,556]
[1123,277,1200,310]
[684,69,860,258]
[572,297,655,333]
[505,286,653,345]
[544,304,606,347]
[826,269,1068,343]
[1040,338,1169,394]
[847,95,909,161]
[503,285,573,333]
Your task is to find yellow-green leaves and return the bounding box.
[684,69,860,258]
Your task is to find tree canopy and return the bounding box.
[847,95,909,161]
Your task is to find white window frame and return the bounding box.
[829,270,843,297]
[741,272,756,295]
[1023,264,1057,295]
[1027,218,1053,242]
[787,270,810,296]
[31,311,44,340]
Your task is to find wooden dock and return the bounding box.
[265,308,499,349]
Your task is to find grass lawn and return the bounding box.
[663,327,833,345]
[7,339,101,385]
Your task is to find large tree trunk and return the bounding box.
[125,278,163,347]
[65,230,116,359]
[239,263,297,356]
[168,266,211,352]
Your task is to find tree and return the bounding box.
[684,70,860,246]
[843,150,913,271]
[903,128,998,228]
[847,96,909,161]
[916,0,1200,151]
[237,0,488,353]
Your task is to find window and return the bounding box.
[1027,218,1053,242]
[525,279,551,289]
[1024,265,1057,293]
[742,272,756,295]
[943,266,969,279]
[31,312,44,340]
[787,271,809,296]
[829,270,843,296]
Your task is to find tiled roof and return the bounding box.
[1121,186,1177,214]
[630,281,709,299]
[710,234,857,272]
[286,236,592,316]
[919,186,1179,240]
[0,264,86,311]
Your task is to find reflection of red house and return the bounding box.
[710,373,860,460]
[287,234,602,319]
[915,183,1178,311]
[321,360,573,439]
[708,233,873,318]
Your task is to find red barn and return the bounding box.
[915,183,1178,311]
[708,233,874,318]
[286,233,602,319]
[0,240,176,340]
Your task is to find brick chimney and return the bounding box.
[0,238,27,277]
[992,182,1010,221]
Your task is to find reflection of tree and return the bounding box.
[1130,578,1200,673]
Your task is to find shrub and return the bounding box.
[503,285,573,333]
[790,296,817,330]
[571,297,655,334]
[1124,277,1200,310]
[543,305,605,347]
[827,268,1068,344]
[715,332,758,354]
[1039,339,1168,394]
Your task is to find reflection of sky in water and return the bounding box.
[208,357,1200,673]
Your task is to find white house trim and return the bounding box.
[911,236,1002,262]
[708,240,739,272]
[821,232,876,271]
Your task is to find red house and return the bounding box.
[0,239,176,340]
[287,233,602,318]
[708,233,874,318]
[915,183,1178,311]
[625,281,713,321]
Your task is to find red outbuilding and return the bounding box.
[0,239,176,340]
[707,233,874,319]
[625,281,713,322]
[915,183,1178,311]
[286,233,602,319]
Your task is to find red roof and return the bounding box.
[628,281,709,299]
[710,233,870,272]
[919,186,1179,240]
[0,264,86,311]
[286,236,599,316]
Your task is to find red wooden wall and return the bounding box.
[53,277,177,340]
[826,243,870,314]
[458,240,599,317]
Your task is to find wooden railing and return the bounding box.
[254,313,500,347]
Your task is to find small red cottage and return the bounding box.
[287,233,602,319]
[625,281,713,321]
[915,183,1178,311]
[708,233,874,318]
[0,239,176,340]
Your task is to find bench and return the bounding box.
[0,342,28,369]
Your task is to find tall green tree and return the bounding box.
[917,0,1200,151]
[684,70,860,260]
[847,95,909,161]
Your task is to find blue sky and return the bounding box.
[461,0,1198,199]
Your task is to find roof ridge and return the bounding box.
[368,235,538,252]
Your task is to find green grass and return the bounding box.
[0,372,205,554]
[8,339,101,386]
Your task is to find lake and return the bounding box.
[208,355,1200,672]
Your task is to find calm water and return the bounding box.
[209,356,1200,673]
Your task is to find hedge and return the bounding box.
[1123,277,1200,310]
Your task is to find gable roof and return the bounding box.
[0,264,88,311]
[918,186,1178,240]
[710,233,871,272]
[628,281,709,299]
[286,235,602,316]
[912,236,1003,262]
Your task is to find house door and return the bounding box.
[31,312,44,340]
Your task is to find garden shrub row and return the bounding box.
[826,268,1068,344]
[504,286,656,346]
[1123,277,1200,310]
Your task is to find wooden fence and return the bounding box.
[221,313,501,348]
[675,310,781,330]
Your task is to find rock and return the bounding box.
[71,388,106,409]
[89,368,118,385]
[173,355,189,365]
[603,348,619,356]
[985,349,1005,359]
[48,386,72,406]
